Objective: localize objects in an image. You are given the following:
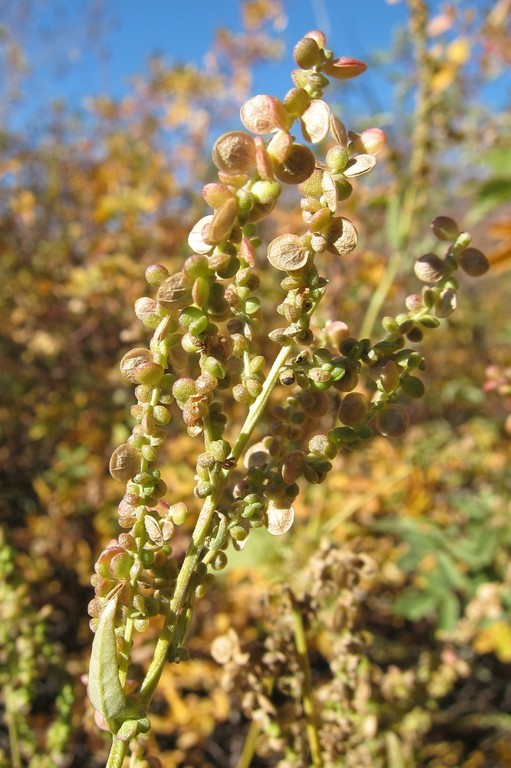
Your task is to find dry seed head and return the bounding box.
[431,215,459,241]
[188,216,215,254]
[274,143,316,185]
[321,171,338,212]
[203,198,238,245]
[414,253,446,283]
[281,451,306,484]
[338,392,368,426]
[458,247,489,277]
[267,233,310,272]
[343,153,376,178]
[329,115,348,147]
[267,130,293,164]
[240,94,288,135]
[109,443,140,483]
[120,348,153,383]
[325,216,358,256]
[212,131,256,174]
[254,136,275,181]
[283,87,310,116]
[157,272,192,309]
[300,99,331,144]
[266,501,295,535]
[435,287,458,317]
[377,404,409,438]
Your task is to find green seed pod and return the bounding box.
[283,87,310,116]
[153,405,171,425]
[109,443,140,483]
[381,360,400,393]
[274,143,316,185]
[338,392,368,426]
[211,550,228,571]
[458,247,489,277]
[213,131,256,174]
[251,179,281,205]
[172,377,197,405]
[298,169,324,198]
[326,145,350,174]
[401,375,425,399]
[435,287,458,318]
[157,272,192,309]
[134,361,164,386]
[145,264,169,286]
[202,182,235,209]
[134,297,160,329]
[376,404,409,438]
[293,36,323,68]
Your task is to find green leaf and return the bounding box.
[393,589,439,621]
[88,594,128,733]
[437,592,460,632]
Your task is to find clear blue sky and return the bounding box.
[2,0,508,131]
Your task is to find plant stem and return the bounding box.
[106,736,129,768]
[235,718,261,768]
[287,588,324,768]
[5,688,21,768]
[137,342,293,710]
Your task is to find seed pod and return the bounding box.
[109,443,140,483]
[134,297,160,329]
[343,154,376,178]
[133,361,164,386]
[241,95,288,135]
[119,348,152,383]
[283,87,310,116]
[274,143,316,185]
[267,130,293,164]
[266,501,295,535]
[157,272,192,309]
[281,451,306,484]
[376,404,409,438]
[145,264,169,286]
[323,56,367,80]
[203,197,237,245]
[431,215,459,241]
[144,515,164,547]
[325,216,358,256]
[348,128,386,156]
[414,254,446,283]
[304,29,327,49]
[326,145,350,174]
[212,131,256,174]
[251,179,281,205]
[202,182,235,209]
[401,375,425,399]
[321,171,338,212]
[300,99,330,144]
[188,216,215,254]
[381,360,400,393]
[458,247,489,277]
[435,287,458,318]
[329,115,348,147]
[298,169,324,199]
[267,233,310,272]
[338,392,368,426]
[294,36,323,68]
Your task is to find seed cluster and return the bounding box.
[88,29,489,755]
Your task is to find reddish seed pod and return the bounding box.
[241,95,289,135]
[458,247,489,277]
[212,131,256,174]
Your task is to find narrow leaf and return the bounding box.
[88,594,128,732]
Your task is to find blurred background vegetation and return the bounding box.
[1,1,510,766]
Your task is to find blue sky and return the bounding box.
[2,0,508,131]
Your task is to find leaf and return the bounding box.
[88,594,128,733]
[437,592,460,632]
[393,589,439,621]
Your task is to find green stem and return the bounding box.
[287,589,323,768]
[137,342,293,709]
[235,718,261,768]
[5,688,21,768]
[106,736,129,768]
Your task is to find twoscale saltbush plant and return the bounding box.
[87,30,489,767]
